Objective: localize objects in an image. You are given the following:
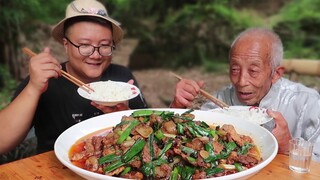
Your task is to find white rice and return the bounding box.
[87,81,135,102]
[212,106,273,125]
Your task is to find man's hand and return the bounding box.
[268,110,292,154]
[170,79,204,108]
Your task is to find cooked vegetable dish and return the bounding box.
[69,109,262,179]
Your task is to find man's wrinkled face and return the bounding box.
[63,21,113,83]
[229,37,274,106]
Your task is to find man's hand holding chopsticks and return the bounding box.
[170,78,204,108]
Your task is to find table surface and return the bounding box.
[0,151,319,180]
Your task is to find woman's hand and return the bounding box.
[91,102,130,113]
[28,47,61,95]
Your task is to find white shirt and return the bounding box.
[201,78,320,162]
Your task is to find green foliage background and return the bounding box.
[106,0,320,68]
[274,0,320,59]
[1,0,320,109]
[1,0,319,68]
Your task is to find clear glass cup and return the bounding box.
[289,138,314,173]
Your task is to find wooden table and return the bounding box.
[0,151,319,179]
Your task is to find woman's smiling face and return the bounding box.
[63,21,113,83]
[229,36,275,106]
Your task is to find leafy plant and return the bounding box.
[273,0,320,59]
[109,0,266,69]
[0,65,17,110]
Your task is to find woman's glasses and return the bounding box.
[65,36,115,57]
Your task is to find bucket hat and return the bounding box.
[52,0,123,45]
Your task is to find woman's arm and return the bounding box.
[0,47,61,154]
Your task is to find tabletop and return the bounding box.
[0,151,319,180]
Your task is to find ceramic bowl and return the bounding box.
[54,108,278,180]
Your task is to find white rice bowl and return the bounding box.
[78,80,140,106]
[211,106,275,131]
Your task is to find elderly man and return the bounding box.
[170,27,320,162]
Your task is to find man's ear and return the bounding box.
[272,65,285,84]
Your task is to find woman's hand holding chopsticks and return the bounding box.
[23,47,94,93]
[27,47,62,95]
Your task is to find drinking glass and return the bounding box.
[289,138,314,173]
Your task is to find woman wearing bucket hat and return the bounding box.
[4,0,147,154]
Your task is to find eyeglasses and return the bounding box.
[65,37,115,57]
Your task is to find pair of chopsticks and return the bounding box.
[22,47,94,93]
[171,72,229,109]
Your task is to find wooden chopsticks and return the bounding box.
[22,47,94,93]
[171,72,229,109]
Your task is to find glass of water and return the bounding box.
[289,138,314,173]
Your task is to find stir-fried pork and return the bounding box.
[69,110,262,179]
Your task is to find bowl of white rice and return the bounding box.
[211,106,275,131]
[77,80,140,106]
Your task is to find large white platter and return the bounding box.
[54,108,278,180]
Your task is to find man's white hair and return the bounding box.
[229,27,283,73]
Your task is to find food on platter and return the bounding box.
[69,109,262,179]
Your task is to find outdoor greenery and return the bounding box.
[274,0,320,59]
[0,66,17,109]
[108,0,320,68]
[1,0,320,109]
[0,0,70,109]
[110,0,261,68]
